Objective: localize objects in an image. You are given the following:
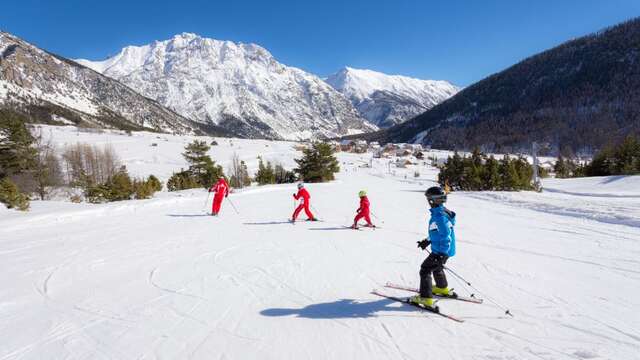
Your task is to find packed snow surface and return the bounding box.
[1,127,639,359]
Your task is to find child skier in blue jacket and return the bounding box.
[411,186,456,308]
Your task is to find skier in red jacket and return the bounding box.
[352,190,375,229]
[291,183,316,222]
[208,177,229,216]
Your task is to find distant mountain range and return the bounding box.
[357,18,640,154]
[76,33,378,140]
[326,67,459,128]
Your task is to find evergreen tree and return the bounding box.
[181,140,224,188]
[612,135,640,174]
[0,111,37,179]
[0,177,30,211]
[294,142,340,182]
[255,157,276,185]
[498,155,519,190]
[483,155,500,190]
[554,156,570,178]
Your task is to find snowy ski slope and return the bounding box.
[1,127,639,359]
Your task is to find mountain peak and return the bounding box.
[74,35,375,140]
[326,67,459,127]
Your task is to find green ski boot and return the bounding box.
[409,295,437,308]
[433,286,451,296]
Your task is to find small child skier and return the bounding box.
[410,186,456,308]
[291,183,316,222]
[351,190,375,229]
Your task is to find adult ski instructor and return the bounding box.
[410,186,456,308]
[208,177,229,216]
[291,183,316,222]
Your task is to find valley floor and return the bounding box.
[1,129,639,359]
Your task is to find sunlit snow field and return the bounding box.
[1,126,639,359]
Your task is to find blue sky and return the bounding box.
[2,0,639,86]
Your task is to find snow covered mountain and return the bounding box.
[0,32,205,135]
[76,33,376,140]
[325,67,459,128]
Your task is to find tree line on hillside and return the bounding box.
[554,135,640,178]
[1,107,342,211]
[167,141,340,192]
[437,149,542,191]
[370,18,640,155]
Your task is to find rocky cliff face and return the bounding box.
[77,33,377,140]
[325,67,459,128]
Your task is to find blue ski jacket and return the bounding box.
[428,205,456,257]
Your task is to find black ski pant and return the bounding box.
[419,252,448,298]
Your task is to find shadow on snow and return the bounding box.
[260,298,415,319]
[167,214,211,218]
[307,226,352,231]
[243,221,293,225]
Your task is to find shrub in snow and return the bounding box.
[133,178,155,200]
[167,170,200,191]
[146,175,163,192]
[85,169,134,203]
[0,177,30,211]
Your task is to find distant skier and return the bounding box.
[410,186,456,309]
[351,190,375,229]
[208,177,229,216]
[291,183,316,222]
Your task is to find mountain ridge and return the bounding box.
[325,66,459,128]
[77,33,377,140]
[355,17,640,154]
[0,31,234,136]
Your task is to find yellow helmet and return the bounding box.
[358,190,367,197]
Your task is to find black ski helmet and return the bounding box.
[425,186,447,207]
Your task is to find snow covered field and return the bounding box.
[1,127,639,359]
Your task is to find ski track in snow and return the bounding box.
[1,127,640,359]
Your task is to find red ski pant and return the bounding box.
[354,211,373,226]
[212,194,224,214]
[292,203,314,220]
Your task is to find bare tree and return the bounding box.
[228,152,251,188]
[62,143,121,188]
[32,131,63,200]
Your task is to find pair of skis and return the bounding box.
[372,282,483,323]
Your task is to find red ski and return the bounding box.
[371,290,464,323]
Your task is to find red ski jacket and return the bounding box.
[294,188,310,205]
[357,196,370,214]
[209,178,229,197]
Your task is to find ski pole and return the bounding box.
[226,197,240,215]
[370,212,385,224]
[443,266,513,317]
[310,204,322,219]
[203,192,211,211]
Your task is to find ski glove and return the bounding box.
[417,239,431,250]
